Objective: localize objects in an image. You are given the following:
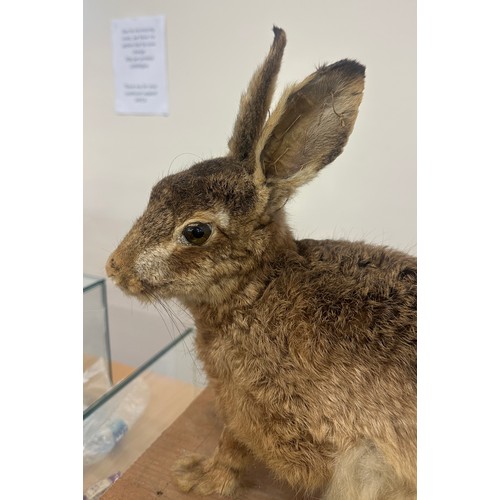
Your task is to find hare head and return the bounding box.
[106,27,365,306]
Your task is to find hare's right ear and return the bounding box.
[255,59,365,214]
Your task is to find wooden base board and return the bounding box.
[102,387,317,499]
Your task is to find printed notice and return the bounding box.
[111,16,169,115]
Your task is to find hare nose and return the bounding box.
[106,255,120,278]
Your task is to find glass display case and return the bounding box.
[83,329,203,498]
[84,275,113,407]
[83,275,205,499]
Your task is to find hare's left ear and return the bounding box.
[255,60,365,212]
[228,27,287,161]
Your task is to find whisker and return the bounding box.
[167,152,203,176]
[144,291,177,342]
[171,298,192,318]
[145,290,204,382]
[155,298,204,380]
[160,299,192,332]
[156,298,186,338]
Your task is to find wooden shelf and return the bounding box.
[102,387,312,500]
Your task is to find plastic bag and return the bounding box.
[83,376,149,466]
[83,358,112,410]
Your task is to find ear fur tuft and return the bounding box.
[322,59,366,78]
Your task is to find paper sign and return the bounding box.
[111,16,169,115]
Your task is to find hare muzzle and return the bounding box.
[105,252,145,296]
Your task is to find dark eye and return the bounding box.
[182,222,212,246]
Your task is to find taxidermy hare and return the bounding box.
[107,27,416,500]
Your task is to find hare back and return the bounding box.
[195,238,416,493]
[294,238,416,355]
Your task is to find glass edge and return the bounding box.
[83,327,194,420]
[101,280,113,383]
[83,274,106,292]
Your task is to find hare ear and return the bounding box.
[228,27,286,161]
[255,60,365,211]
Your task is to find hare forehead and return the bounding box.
[151,159,258,216]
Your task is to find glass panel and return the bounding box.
[83,329,204,497]
[83,274,112,408]
[83,274,104,291]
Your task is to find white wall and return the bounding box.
[83,0,416,372]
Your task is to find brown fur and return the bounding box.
[107,27,416,499]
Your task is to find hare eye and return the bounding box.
[182,222,212,246]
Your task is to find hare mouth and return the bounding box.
[110,275,170,302]
[138,280,175,302]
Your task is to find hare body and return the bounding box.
[107,27,416,499]
[188,237,416,498]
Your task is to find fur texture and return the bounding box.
[107,27,416,499]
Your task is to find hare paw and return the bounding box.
[172,453,240,496]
